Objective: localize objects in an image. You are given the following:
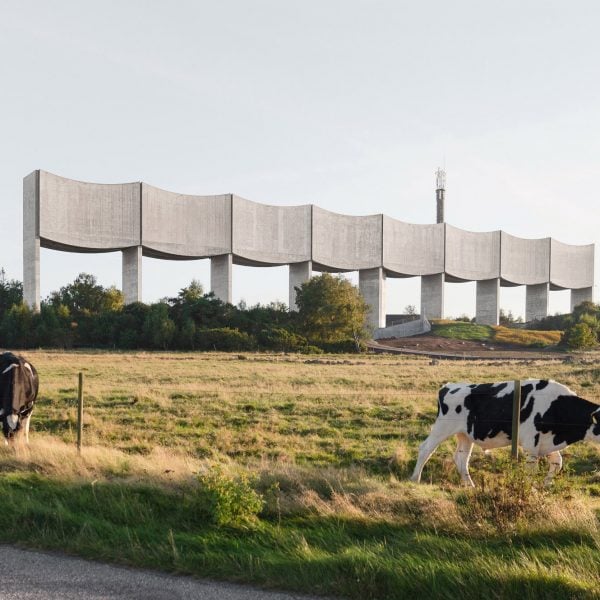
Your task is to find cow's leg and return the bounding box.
[453,433,474,487]
[410,425,453,483]
[544,451,562,486]
[22,414,31,444]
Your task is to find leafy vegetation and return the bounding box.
[0,272,367,353]
[1,351,600,598]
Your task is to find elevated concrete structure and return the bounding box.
[476,279,500,325]
[359,267,386,329]
[421,274,445,319]
[526,283,550,322]
[23,171,595,328]
[289,261,312,311]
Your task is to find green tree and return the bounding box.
[0,268,23,314]
[143,303,176,349]
[295,274,369,346]
[562,322,597,349]
[49,273,123,316]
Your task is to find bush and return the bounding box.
[196,327,256,351]
[193,467,264,527]
[257,327,308,352]
[562,323,597,350]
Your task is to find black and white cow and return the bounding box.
[0,352,39,443]
[411,380,600,486]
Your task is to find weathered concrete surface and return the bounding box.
[476,278,500,325]
[142,185,231,259]
[233,196,311,266]
[526,283,550,322]
[383,218,444,276]
[211,254,232,303]
[0,545,325,600]
[23,171,596,316]
[445,226,500,281]
[312,207,382,272]
[550,239,594,290]
[359,267,386,329]
[122,246,142,304]
[23,171,40,311]
[571,286,593,311]
[374,316,431,340]
[39,171,140,250]
[500,233,550,286]
[421,273,444,319]
[289,261,312,311]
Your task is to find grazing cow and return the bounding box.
[410,380,600,486]
[0,352,39,443]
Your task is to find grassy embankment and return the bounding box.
[431,320,563,347]
[1,351,600,599]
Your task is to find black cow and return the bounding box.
[0,352,39,443]
[410,379,600,486]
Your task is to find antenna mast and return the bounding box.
[435,168,446,224]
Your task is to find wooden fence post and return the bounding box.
[77,372,84,454]
[511,379,521,460]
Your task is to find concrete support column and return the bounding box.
[122,246,142,305]
[23,171,40,312]
[571,287,593,312]
[289,261,312,311]
[211,254,232,303]
[476,278,500,325]
[359,267,386,330]
[525,283,549,322]
[421,273,444,319]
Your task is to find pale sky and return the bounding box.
[1,0,598,318]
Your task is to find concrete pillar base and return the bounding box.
[359,267,386,329]
[289,261,312,311]
[526,283,549,322]
[476,278,500,325]
[211,254,233,303]
[421,273,444,319]
[571,287,593,312]
[23,171,40,312]
[122,246,142,304]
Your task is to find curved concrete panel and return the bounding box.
[39,171,140,250]
[383,218,444,276]
[232,196,311,265]
[550,239,594,290]
[312,207,382,271]
[141,184,231,259]
[500,232,550,286]
[445,225,500,281]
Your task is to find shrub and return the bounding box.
[257,327,308,352]
[196,327,256,351]
[562,323,597,350]
[318,339,367,353]
[193,467,264,527]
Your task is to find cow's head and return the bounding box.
[0,353,38,441]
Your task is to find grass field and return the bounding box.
[432,320,562,347]
[1,350,600,599]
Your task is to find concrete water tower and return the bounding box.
[436,168,445,224]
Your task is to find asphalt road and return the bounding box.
[0,545,327,600]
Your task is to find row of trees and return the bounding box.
[0,270,370,352]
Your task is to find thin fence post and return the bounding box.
[77,372,84,454]
[512,379,521,460]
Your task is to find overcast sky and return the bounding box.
[1,0,598,318]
